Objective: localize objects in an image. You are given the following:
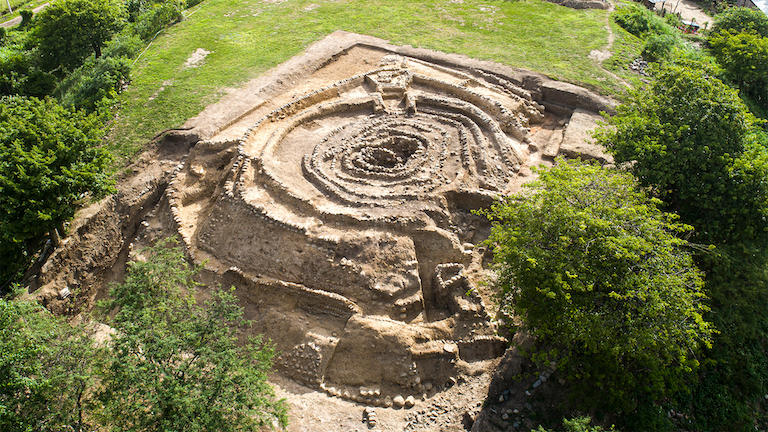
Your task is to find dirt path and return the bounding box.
[657,0,712,28]
[1,2,48,28]
[589,1,632,89]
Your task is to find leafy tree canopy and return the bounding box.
[0,298,100,432]
[482,159,712,426]
[593,63,768,244]
[33,0,127,73]
[98,239,287,432]
[709,30,768,105]
[711,6,768,37]
[0,96,113,282]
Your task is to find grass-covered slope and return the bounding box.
[110,0,639,159]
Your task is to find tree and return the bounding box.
[709,30,768,106]
[593,63,768,245]
[594,62,768,430]
[33,0,126,72]
[711,6,768,38]
[0,298,100,432]
[482,159,712,426]
[98,239,287,432]
[0,96,113,283]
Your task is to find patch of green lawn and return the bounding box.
[109,0,632,162]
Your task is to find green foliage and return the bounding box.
[613,4,672,38]
[131,1,184,41]
[0,96,113,282]
[103,31,144,58]
[709,30,768,106]
[33,0,127,72]
[641,33,677,62]
[57,55,131,111]
[533,416,616,432]
[594,62,768,244]
[0,298,100,432]
[712,6,768,37]
[594,62,768,430]
[18,9,33,29]
[0,43,55,97]
[98,238,288,431]
[482,159,712,426]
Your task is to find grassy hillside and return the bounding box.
[109,0,639,160]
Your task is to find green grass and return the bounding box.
[110,0,640,161]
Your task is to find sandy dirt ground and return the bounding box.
[656,0,713,28]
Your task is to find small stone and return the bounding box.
[383,396,393,408]
[405,395,416,408]
[502,413,509,420]
[532,379,541,388]
[393,395,405,408]
[58,286,71,299]
[443,343,457,354]
[424,382,432,391]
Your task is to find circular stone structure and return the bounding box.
[57,33,610,408]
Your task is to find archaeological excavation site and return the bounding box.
[33,32,614,430]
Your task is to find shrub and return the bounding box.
[642,33,677,62]
[57,55,132,111]
[534,417,616,432]
[18,10,32,29]
[132,1,184,41]
[482,159,712,427]
[711,6,768,37]
[613,4,671,37]
[103,31,144,58]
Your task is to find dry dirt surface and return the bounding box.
[657,0,713,27]
[32,32,615,431]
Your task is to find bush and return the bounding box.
[482,159,712,427]
[18,10,33,29]
[711,6,768,37]
[57,55,131,111]
[132,1,184,41]
[642,33,677,62]
[0,44,55,97]
[103,31,144,58]
[613,4,672,38]
[534,417,616,432]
